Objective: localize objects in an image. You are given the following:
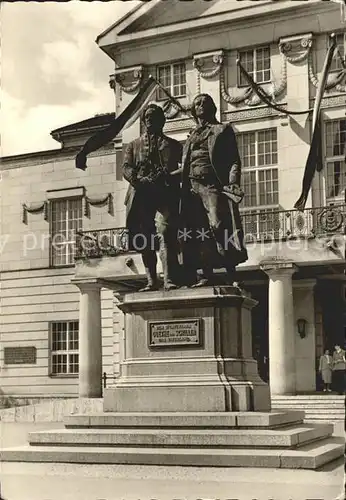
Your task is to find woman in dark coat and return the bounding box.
[332,344,346,394]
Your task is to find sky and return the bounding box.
[1,0,141,157]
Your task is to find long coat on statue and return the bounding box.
[123,133,182,248]
[180,123,248,267]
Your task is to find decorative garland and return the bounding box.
[22,201,49,225]
[162,100,191,119]
[308,50,346,92]
[220,69,252,104]
[196,71,201,95]
[246,51,287,106]
[220,50,287,107]
[84,194,113,218]
[162,100,180,119]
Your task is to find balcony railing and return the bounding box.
[241,203,345,243]
[75,203,345,260]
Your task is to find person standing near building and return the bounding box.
[318,349,332,392]
[332,344,346,395]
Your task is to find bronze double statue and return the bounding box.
[122,94,248,291]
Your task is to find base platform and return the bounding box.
[2,287,343,470]
[1,411,343,469]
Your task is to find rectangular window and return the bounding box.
[330,32,345,72]
[325,118,346,201]
[237,128,278,209]
[50,198,83,266]
[157,62,186,100]
[237,128,279,240]
[238,46,271,86]
[50,321,79,376]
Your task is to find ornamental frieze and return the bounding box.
[163,117,195,132]
[222,106,286,123]
[309,94,346,109]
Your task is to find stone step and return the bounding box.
[63,410,305,429]
[272,407,344,413]
[305,417,344,422]
[272,395,344,399]
[272,404,344,410]
[28,423,333,449]
[272,409,344,422]
[1,437,343,469]
[301,412,344,418]
[271,398,344,403]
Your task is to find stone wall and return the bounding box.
[0,398,103,422]
[0,148,126,397]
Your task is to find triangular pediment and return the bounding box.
[97,0,327,54]
[122,0,258,34]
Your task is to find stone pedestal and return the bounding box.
[3,288,343,472]
[104,286,270,412]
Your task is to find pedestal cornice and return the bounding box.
[115,286,257,313]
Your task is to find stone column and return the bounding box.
[74,280,103,398]
[261,262,297,395]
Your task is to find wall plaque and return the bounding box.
[148,319,201,347]
[4,346,37,365]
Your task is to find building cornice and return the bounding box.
[99,0,335,59]
[0,144,116,170]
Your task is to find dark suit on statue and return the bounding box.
[180,122,248,284]
[123,132,182,289]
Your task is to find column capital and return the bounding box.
[71,278,103,292]
[260,260,298,278]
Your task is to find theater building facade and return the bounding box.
[0,0,345,402]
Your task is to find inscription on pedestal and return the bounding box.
[4,346,37,365]
[148,319,201,347]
